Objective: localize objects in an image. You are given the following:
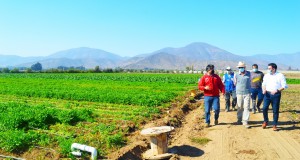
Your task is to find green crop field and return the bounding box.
[0,73,200,158]
[1,72,297,159]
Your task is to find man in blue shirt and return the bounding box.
[222,66,237,112]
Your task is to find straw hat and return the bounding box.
[236,61,246,68]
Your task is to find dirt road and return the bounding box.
[169,98,300,160]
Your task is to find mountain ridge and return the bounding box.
[0,43,299,70]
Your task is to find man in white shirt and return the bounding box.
[261,63,288,131]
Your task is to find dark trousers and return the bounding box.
[263,92,281,126]
[250,88,263,111]
[225,91,237,110]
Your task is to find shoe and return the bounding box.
[273,125,278,131]
[206,123,210,128]
[257,108,261,113]
[225,109,229,112]
[234,121,242,125]
[262,122,267,129]
[232,107,236,111]
[244,124,250,129]
[214,120,218,125]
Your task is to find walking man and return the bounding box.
[262,63,288,131]
[222,66,237,112]
[250,64,264,113]
[234,62,251,128]
[198,64,225,127]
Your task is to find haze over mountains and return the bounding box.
[0,42,298,70]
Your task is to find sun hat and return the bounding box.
[226,66,231,71]
[236,61,246,68]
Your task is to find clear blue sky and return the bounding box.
[0,0,299,57]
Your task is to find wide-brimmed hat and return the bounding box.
[226,66,232,71]
[236,61,246,68]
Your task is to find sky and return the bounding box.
[0,0,299,57]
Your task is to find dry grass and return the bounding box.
[281,84,300,122]
[283,72,300,79]
[190,137,212,145]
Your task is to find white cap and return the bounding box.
[226,66,231,70]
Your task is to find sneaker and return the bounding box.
[262,122,268,129]
[273,125,278,131]
[225,109,229,112]
[244,124,250,129]
[232,107,236,111]
[214,120,218,125]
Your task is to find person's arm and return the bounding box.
[262,74,267,94]
[233,73,237,86]
[222,75,225,84]
[218,76,225,95]
[198,76,205,91]
[278,74,288,92]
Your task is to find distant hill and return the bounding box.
[47,47,123,60]
[10,47,126,69]
[0,55,44,67]
[247,52,300,69]
[123,52,189,70]
[0,43,297,70]
[121,42,279,70]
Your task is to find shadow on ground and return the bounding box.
[169,145,204,157]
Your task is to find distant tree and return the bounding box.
[103,68,113,73]
[2,68,10,73]
[186,66,190,71]
[10,68,20,73]
[114,67,124,73]
[76,66,85,70]
[31,62,42,71]
[25,68,32,73]
[57,66,68,71]
[94,66,100,72]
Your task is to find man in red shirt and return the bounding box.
[198,64,225,127]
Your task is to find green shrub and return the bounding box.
[0,130,39,152]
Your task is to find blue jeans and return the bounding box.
[251,88,263,110]
[204,96,220,124]
[263,92,281,126]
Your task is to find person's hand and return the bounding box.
[221,93,225,98]
[270,90,277,95]
[204,86,210,90]
[262,90,266,94]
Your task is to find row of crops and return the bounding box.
[0,73,200,158]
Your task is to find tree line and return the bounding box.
[0,62,183,73]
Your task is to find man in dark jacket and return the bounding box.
[198,64,225,127]
[250,64,264,113]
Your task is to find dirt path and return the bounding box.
[169,97,300,160]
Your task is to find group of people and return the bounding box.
[198,62,288,131]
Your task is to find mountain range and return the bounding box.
[0,42,299,70]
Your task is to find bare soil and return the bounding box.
[111,93,300,160]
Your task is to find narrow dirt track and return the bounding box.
[169,97,300,160]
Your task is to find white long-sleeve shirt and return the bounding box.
[262,72,288,92]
